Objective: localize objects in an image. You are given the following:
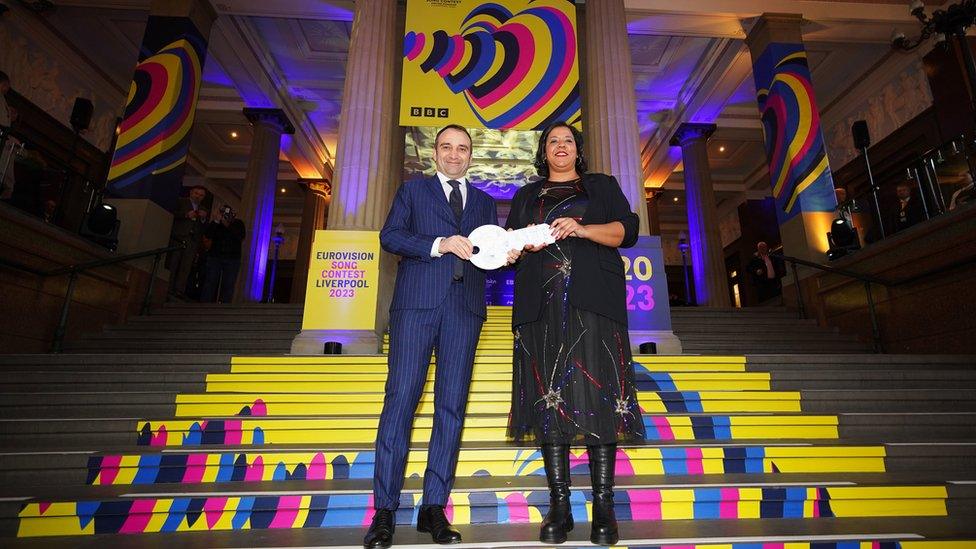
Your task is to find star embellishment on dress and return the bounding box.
[557,258,572,277]
[538,387,564,410]
[614,396,633,417]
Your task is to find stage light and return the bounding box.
[88,203,117,235]
[673,196,679,202]
[280,187,287,193]
[230,131,238,139]
[718,145,726,152]
[826,217,859,261]
[81,202,120,250]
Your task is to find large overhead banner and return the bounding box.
[752,44,836,224]
[400,0,581,130]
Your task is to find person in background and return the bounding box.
[0,71,19,201]
[889,181,926,234]
[200,205,245,303]
[747,241,785,305]
[949,173,975,211]
[168,185,209,298]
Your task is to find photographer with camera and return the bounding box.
[200,204,246,303]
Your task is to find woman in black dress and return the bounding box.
[506,121,645,545]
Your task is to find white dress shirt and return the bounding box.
[430,172,469,258]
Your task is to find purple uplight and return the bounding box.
[684,176,711,305]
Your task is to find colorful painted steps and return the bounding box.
[172,390,801,416]
[136,414,840,446]
[15,484,949,537]
[86,445,888,486]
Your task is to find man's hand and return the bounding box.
[439,235,474,260]
[550,217,587,240]
[197,209,208,220]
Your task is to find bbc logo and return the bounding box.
[411,106,449,118]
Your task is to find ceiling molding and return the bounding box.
[641,38,753,187]
[207,16,331,179]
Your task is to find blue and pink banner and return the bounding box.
[752,43,837,223]
[106,16,208,211]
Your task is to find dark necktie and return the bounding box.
[447,179,465,280]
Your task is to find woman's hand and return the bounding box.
[550,217,587,241]
[511,225,547,253]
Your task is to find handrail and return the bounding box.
[770,252,889,286]
[0,242,185,352]
[770,250,976,354]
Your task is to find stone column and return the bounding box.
[745,13,838,271]
[646,191,662,236]
[290,181,331,304]
[236,108,295,303]
[582,0,649,234]
[292,0,398,354]
[326,0,398,230]
[670,123,730,308]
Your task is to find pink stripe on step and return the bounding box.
[268,495,302,528]
[119,499,156,534]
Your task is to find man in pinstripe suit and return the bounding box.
[365,125,512,548]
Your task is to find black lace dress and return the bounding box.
[508,179,645,445]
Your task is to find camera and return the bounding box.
[220,205,234,218]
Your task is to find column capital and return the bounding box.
[304,180,332,197]
[150,0,217,36]
[669,123,717,147]
[243,108,296,135]
[745,13,805,55]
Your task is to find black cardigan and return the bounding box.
[505,172,639,328]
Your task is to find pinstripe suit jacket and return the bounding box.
[380,175,498,319]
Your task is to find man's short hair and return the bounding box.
[434,124,472,149]
[0,71,9,85]
[189,185,207,193]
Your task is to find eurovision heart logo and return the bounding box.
[403,2,580,130]
[755,46,834,219]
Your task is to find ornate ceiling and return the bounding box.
[26,0,939,241]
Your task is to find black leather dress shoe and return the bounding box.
[364,508,395,549]
[417,505,462,544]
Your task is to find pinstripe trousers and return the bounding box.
[372,282,484,510]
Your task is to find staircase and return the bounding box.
[66,303,871,356]
[63,303,302,354]
[1,306,974,547]
[672,307,871,355]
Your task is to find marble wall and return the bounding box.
[0,17,124,151]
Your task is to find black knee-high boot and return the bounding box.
[587,444,618,545]
[540,444,574,543]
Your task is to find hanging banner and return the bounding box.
[106,16,208,211]
[301,231,381,331]
[400,0,581,130]
[752,43,837,223]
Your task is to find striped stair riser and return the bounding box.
[204,379,773,392]
[204,372,771,383]
[16,486,949,537]
[174,391,802,416]
[87,447,887,485]
[229,362,750,373]
[135,416,840,446]
[228,356,747,366]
